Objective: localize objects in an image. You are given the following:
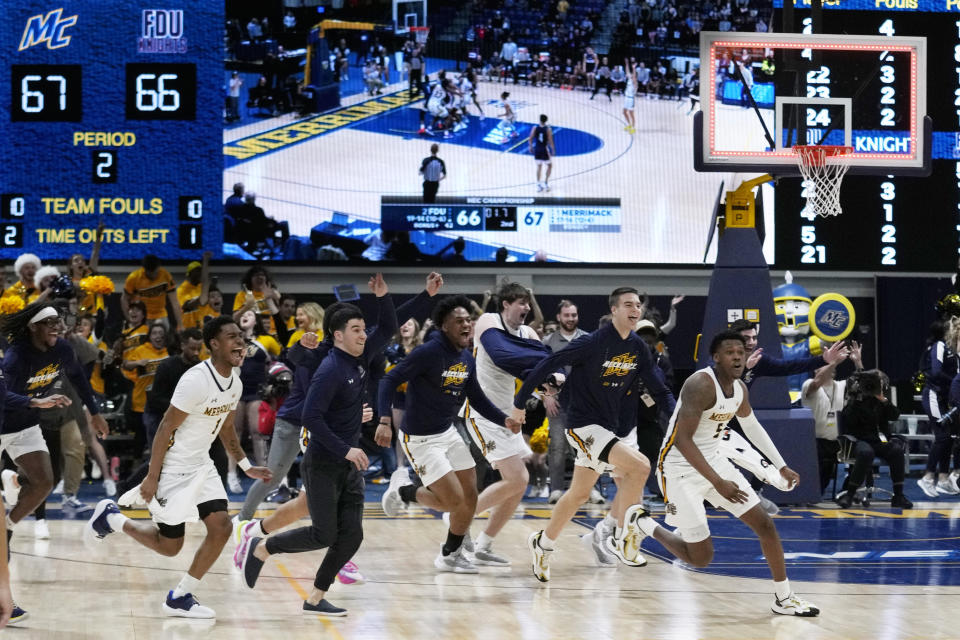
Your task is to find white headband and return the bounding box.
[29,307,59,325]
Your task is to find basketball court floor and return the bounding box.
[223,74,775,264]
[9,491,958,639]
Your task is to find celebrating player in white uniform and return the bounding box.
[637,330,819,617]
[85,316,272,620]
[458,282,544,564]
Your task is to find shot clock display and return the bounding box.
[0,2,221,260]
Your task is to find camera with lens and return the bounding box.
[845,370,884,403]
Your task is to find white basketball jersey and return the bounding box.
[659,367,743,475]
[468,313,538,414]
[625,76,637,97]
[164,360,242,472]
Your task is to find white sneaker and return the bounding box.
[227,473,243,494]
[473,544,511,566]
[936,478,959,495]
[527,530,553,582]
[588,488,605,504]
[163,591,216,618]
[772,593,820,617]
[917,476,939,499]
[382,468,412,517]
[1,469,20,507]
[581,524,617,567]
[103,478,117,497]
[548,490,563,504]
[950,471,960,494]
[34,519,50,540]
[52,479,64,495]
[537,484,550,499]
[434,549,478,574]
[604,505,649,567]
[90,464,102,480]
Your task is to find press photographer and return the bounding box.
[837,369,912,509]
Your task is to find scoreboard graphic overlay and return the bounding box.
[0,2,222,260]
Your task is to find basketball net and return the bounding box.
[410,26,430,45]
[793,145,853,218]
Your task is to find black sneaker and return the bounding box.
[835,491,853,509]
[302,599,347,617]
[243,537,265,589]
[891,494,913,509]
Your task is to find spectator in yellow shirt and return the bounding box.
[115,301,149,384]
[68,220,105,315]
[232,265,280,336]
[122,321,169,455]
[122,254,182,331]
[4,253,42,303]
[286,301,325,348]
[177,251,212,330]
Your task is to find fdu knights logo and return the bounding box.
[139,9,187,54]
[19,9,78,51]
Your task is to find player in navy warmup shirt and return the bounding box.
[241,274,397,617]
[376,295,521,572]
[1,304,107,528]
[0,303,102,624]
[514,287,675,582]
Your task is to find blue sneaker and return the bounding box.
[162,591,215,619]
[302,599,347,617]
[9,604,28,625]
[84,499,120,549]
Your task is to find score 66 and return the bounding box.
[455,209,482,228]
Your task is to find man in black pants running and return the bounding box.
[241,274,397,617]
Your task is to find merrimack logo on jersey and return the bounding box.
[19,9,77,51]
[26,364,59,391]
[202,403,233,417]
[601,354,637,377]
[707,411,735,422]
[441,362,469,389]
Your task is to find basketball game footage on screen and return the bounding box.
[1,0,959,268]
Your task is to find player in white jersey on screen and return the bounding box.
[634,330,819,617]
[623,58,637,134]
[85,316,272,620]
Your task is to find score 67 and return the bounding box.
[519,209,546,229]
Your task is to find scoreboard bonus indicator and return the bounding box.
[380,197,623,234]
[0,3,222,260]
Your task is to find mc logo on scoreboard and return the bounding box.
[19,8,77,51]
[138,9,187,54]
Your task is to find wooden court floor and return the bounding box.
[7,500,958,639]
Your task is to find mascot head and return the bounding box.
[773,271,812,339]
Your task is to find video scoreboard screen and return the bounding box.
[0,2,222,260]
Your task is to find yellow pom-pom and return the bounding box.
[0,296,25,315]
[79,275,114,295]
[529,423,550,454]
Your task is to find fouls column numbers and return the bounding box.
[879,19,897,266]
[798,15,829,265]
[178,196,203,249]
[0,195,25,248]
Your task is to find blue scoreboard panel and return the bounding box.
[0,2,222,260]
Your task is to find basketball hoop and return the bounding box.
[792,145,854,218]
[410,26,430,45]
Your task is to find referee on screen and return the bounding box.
[419,143,446,203]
